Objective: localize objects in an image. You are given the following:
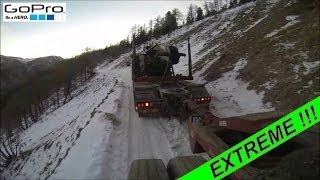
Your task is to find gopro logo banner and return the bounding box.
[2,3,66,22]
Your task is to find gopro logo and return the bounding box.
[2,3,66,22]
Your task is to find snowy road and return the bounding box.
[96,64,191,179]
[2,53,192,179]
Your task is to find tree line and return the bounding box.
[131,0,256,45]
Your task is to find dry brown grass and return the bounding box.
[192,0,319,110]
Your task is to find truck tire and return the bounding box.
[167,155,206,179]
[128,159,170,180]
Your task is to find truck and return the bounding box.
[132,38,211,118]
[128,39,317,180]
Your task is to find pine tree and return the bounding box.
[193,5,198,21]
[196,7,204,21]
[203,2,211,17]
[172,8,183,26]
[208,2,218,15]
[148,20,153,38]
[163,11,177,34]
[153,16,162,38]
[186,4,194,24]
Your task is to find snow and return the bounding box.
[244,14,269,32]
[293,60,319,76]
[284,0,298,7]
[283,1,291,7]
[302,61,320,75]
[286,15,299,21]
[205,58,274,117]
[193,54,222,83]
[265,15,300,38]
[51,80,124,179]
[299,52,309,59]
[243,0,280,33]
[283,15,300,28]
[265,30,279,38]
[293,64,300,73]
[277,42,296,50]
[244,7,254,14]
[5,72,121,179]
[263,80,277,90]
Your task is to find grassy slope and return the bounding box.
[237,0,319,110]
[175,0,319,111]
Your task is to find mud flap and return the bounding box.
[128,159,170,180]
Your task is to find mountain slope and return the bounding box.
[166,0,319,111]
[0,56,27,90]
[0,55,63,90]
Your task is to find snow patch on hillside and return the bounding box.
[206,58,274,117]
[302,61,320,75]
[276,42,296,50]
[265,15,300,38]
[244,14,269,32]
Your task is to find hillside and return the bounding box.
[0,55,64,90]
[0,56,27,90]
[1,0,319,179]
[164,0,319,112]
